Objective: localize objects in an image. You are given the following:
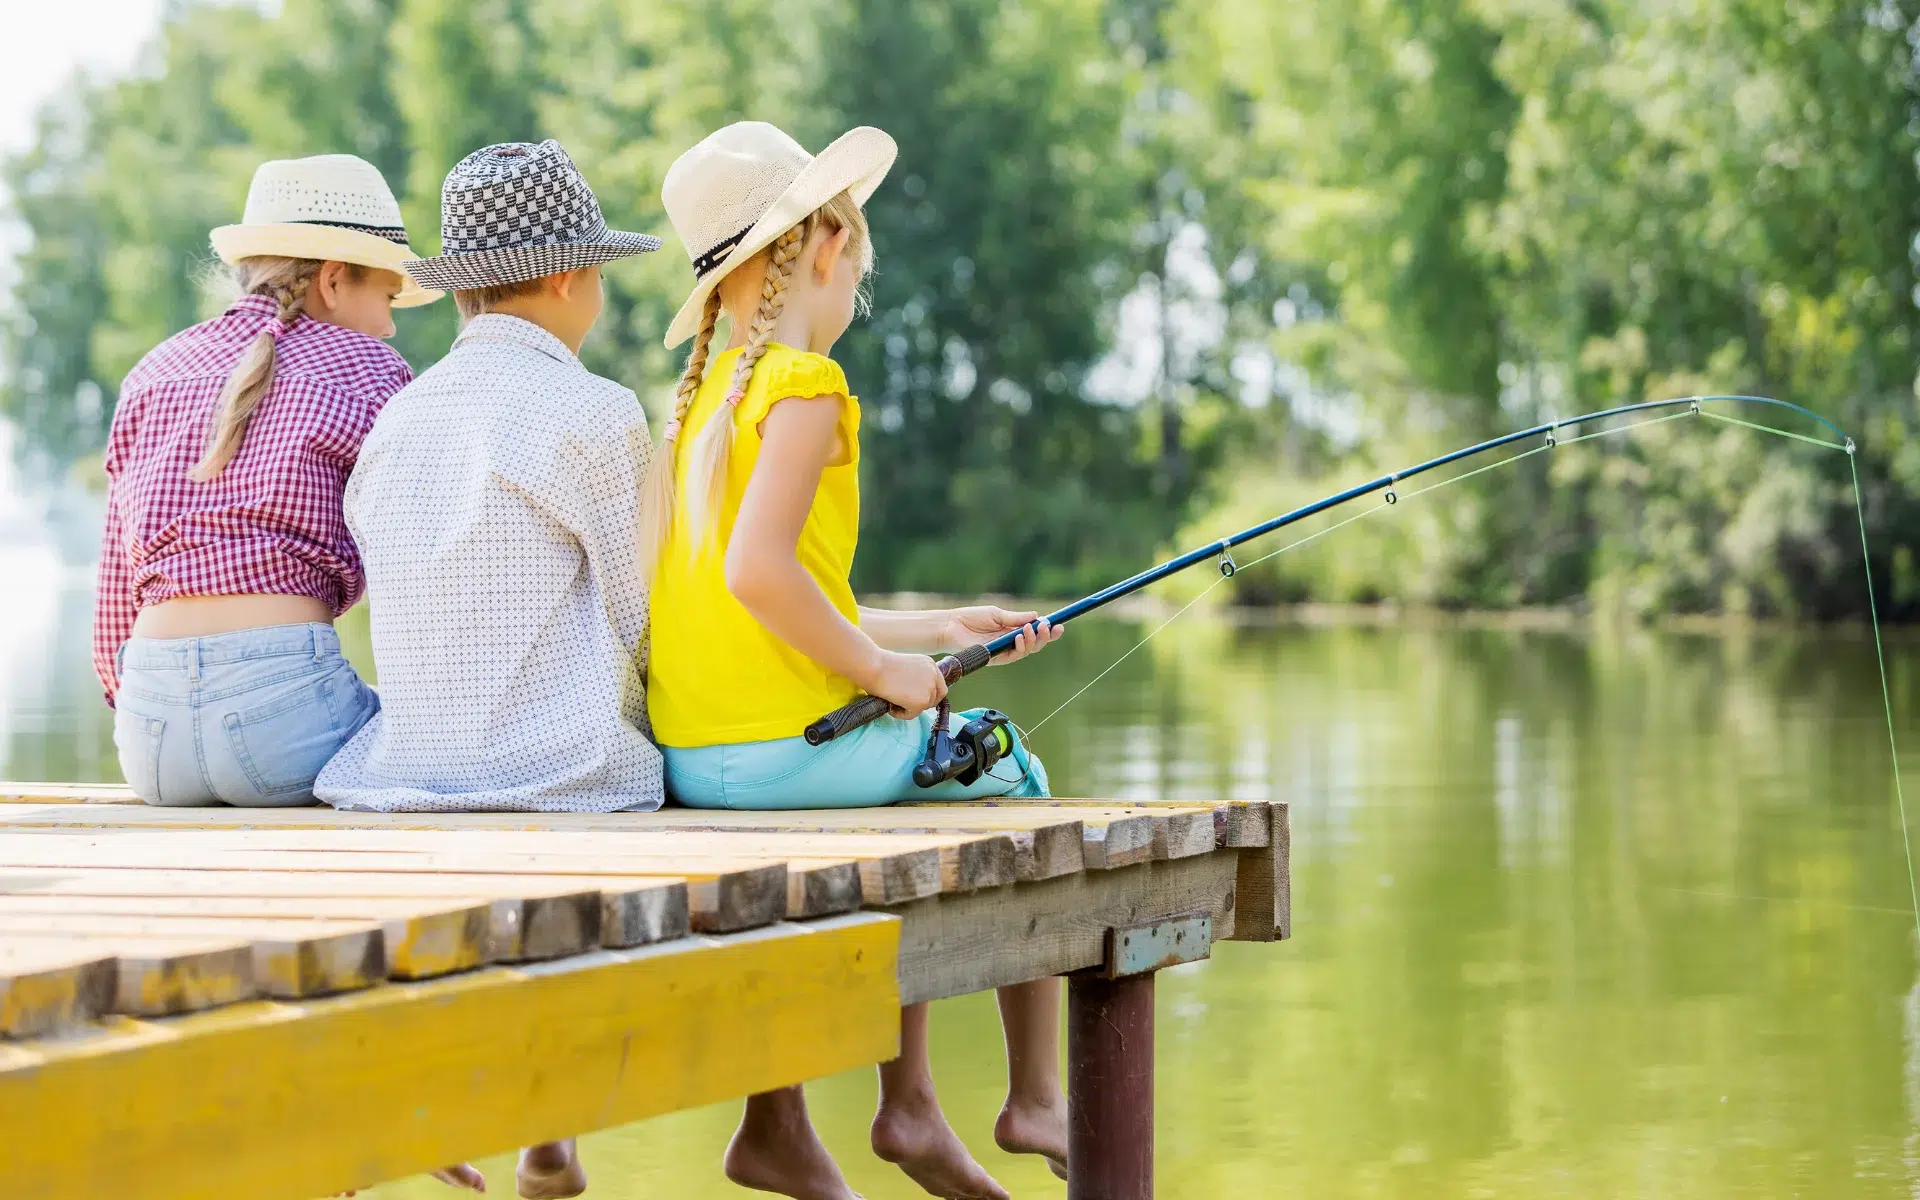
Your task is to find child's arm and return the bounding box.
[855,608,948,650]
[728,394,948,716]
[92,392,141,706]
[91,487,135,705]
[860,606,1060,664]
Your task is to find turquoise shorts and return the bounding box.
[663,707,1049,810]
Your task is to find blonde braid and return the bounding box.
[681,221,808,552]
[190,256,321,482]
[727,224,807,400]
[637,289,723,578]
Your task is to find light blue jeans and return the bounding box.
[664,707,1050,810]
[113,623,379,808]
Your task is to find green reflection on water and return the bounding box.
[14,590,1919,1197]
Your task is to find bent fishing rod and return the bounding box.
[803,394,1850,747]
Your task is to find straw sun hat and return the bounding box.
[210,154,441,308]
[661,123,897,348]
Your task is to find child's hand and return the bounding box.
[868,650,949,718]
[988,617,1059,665]
[944,607,1063,665]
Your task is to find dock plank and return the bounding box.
[0,841,784,934]
[1,826,1020,907]
[897,808,1155,870]
[0,802,1094,881]
[0,914,383,1001]
[906,801,1219,862]
[0,914,902,1200]
[8,823,1015,872]
[1,930,254,1016]
[1226,801,1291,942]
[0,894,501,974]
[7,828,852,925]
[0,943,116,1037]
[0,869,690,951]
[1007,797,1271,850]
[204,827,987,878]
[1212,801,1273,848]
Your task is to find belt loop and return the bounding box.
[187,640,201,684]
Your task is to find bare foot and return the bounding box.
[871,1098,1009,1200]
[431,1164,487,1192]
[995,1093,1069,1181]
[518,1140,585,1199]
[725,1088,863,1200]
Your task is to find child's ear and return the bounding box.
[814,227,852,283]
[314,261,346,311]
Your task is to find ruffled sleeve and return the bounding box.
[741,347,860,464]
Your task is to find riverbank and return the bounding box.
[863,592,1920,641]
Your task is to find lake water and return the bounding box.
[9,580,1917,1198]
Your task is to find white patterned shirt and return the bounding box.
[315,314,663,812]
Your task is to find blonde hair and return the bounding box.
[454,277,544,322]
[638,190,872,574]
[190,255,334,481]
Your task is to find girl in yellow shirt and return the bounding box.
[646,123,1063,1200]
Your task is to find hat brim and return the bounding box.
[664,126,898,348]
[402,229,664,292]
[209,223,442,308]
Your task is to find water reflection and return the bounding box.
[7,581,1918,1196]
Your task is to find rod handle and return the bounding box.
[803,642,994,746]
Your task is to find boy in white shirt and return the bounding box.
[318,140,664,819]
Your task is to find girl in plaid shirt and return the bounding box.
[95,154,441,807]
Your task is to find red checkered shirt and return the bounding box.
[92,294,413,702]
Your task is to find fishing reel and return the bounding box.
[912,705,1016,789]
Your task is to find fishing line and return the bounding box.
[1649,884,1919,919]
[1850,446,1920,938]
[1021,573,1233,736]
[1699,408,1850,452]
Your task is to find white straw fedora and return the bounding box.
[661,122,897,348]
[210,154,441,308]
[404,140,662,292]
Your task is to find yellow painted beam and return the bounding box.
[0,913,901,1200]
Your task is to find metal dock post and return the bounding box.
[1066,912,1211,1199]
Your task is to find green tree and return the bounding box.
[816,0,1166,594]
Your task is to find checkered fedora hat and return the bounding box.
[404,140,661,291]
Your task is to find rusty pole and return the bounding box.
[1067,970,1154,1199]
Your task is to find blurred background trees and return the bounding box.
[6,0,1920,615]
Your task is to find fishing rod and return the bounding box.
[803,394,1850,748]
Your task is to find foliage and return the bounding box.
[7,0,1920,613]
[1172,0,1920,619]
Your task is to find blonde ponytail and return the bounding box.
[189,256,322,482]
[637,289,723,579]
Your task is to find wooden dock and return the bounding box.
[0,785,1289,1200]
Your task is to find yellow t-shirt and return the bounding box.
[647,344,862,747]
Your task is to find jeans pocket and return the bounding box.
[222,675,345,798]
[113,710,164,801]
